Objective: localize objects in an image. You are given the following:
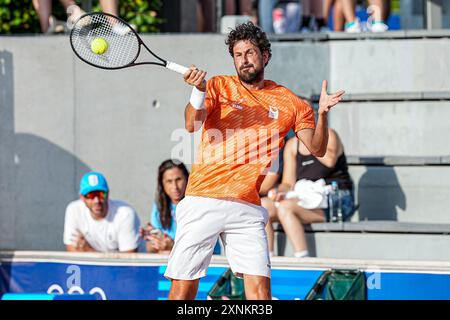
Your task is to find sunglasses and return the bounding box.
[84,191,107,200]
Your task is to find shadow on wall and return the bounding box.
[357,166,406,221]
[0,50,91,251]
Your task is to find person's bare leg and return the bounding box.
[261,197,278,253]
[197,1,204,32]
[311,0,324,19]
[277,199,325,252]
[302,0,311,16]
[340,0,356,23]
[33,0,52,33]
[311,0,325,30]
[243,275,271,300]
[225,0,235,15]
[61,0,84,27]
[368,0,383,21]
[198,0,215,32]
[59,0,77,8]
[168,279,200,300]
[333,0,345,31]
[99,0,119,16]
[277,200,308,251]
[239,0,253,16]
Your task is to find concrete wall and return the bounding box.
[266,41,329,97]
[329,39,450,94]
[349,166,450,224]
[330,101,450,156]
[1,34,449,250]
[400,0,450,29]
[280,232,450,261]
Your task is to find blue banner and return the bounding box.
[1,260,450,300]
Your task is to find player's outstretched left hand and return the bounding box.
[318,80,345,115]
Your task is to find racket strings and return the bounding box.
[71,14,140,68]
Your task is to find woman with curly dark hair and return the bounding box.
[165,21,345,300]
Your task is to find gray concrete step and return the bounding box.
[275,221,450,261]
[348,165,450,224]
[329,100,450,157]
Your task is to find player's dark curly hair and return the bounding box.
[225,21,272,66]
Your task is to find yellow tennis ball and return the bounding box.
[91,37,108,55]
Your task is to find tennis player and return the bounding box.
[165,22,345,300]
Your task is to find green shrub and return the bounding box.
[0,0,163,34]
[0,0,40,34]
[92,0,163,33]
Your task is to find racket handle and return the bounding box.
[166,61,189,75]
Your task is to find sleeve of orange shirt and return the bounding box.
[292,95,316,133]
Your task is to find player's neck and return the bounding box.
[240,78,265,91]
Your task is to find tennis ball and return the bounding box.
[91,37,108,55]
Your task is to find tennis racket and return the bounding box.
[70,12,189,74]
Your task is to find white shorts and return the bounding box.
[164,196,271,280]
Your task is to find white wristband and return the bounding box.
[189,86,206,110]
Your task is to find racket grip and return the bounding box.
[166,61,189,75]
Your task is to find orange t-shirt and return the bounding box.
[186,75,315,205]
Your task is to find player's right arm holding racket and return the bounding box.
[183,66,208,133]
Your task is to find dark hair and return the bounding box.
[225,21,272,65]
[156,159,189,230]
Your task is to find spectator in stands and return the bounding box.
[225,0,255,17]
[259,156,282,255]
[273,0,302,34]
[197,0,216,32]
[197,0,256,33]
[259,156,282,198]
[63,171,141,252]
[262,128,354,258]
[141,159,189,253]
[366,0,390,32]
[259,130,295,253]
[258,0,277,33]
[324,0,361,32]
[299,0,328,32]
[141,159,221,254]
[32,0,120,34]
[324,0,343,31]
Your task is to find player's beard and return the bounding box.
[237,62,264,84]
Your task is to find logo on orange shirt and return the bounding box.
[268,106,279,119]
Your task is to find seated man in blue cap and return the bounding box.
[63,172,141,252]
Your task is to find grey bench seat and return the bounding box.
[346,155,450,166]
[274,221,450,260]
[303,221,450,234]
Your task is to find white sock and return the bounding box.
[294,250,309,258]
[269,251,275,257]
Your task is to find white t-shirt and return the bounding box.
[63,199,141,252]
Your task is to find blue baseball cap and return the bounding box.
[79,172,109,196]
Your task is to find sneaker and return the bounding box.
[294,250,310,258]
[45,15,67,34]
[344,18,361,33]
[368,21,388,33]
[67,5,86,26]
[300,27,311,33]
